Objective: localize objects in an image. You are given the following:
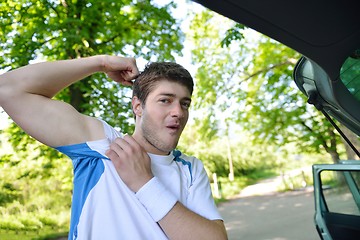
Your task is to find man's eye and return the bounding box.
[160,99,170,103]
[182,102,191,109]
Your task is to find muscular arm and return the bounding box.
[159,202,227,240]
[0,55,139,147]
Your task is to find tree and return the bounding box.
[188,9,348,163]
[178,121,282,178]
[0,0,185,155]
[0,0,186,232]
[188,10,249,136]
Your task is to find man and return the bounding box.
[0,55,227,240]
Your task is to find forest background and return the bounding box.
[0,0,359,239]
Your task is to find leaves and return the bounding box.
[0,0,185,232]
[1,0,185,150]
[188,8,346,162]
[221,23,246,47]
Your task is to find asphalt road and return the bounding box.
[218,179,320,240]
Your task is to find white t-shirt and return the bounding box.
[56,120,222,240]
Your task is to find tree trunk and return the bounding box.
[328,150,340,164]
[323,128,341,164]
[339,125,360,160]
[69,84,84,112]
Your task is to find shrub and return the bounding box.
[38,215,59,229]
[19,216,43,232]
[0,219,24,233]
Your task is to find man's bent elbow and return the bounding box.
[213,220,228,240]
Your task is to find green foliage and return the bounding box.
[1,0,185,151]
[215,176,251,200]
[37,215,59,229]
[221,23,246,47]
[0,219,24,233]
[0,182,20,206]
[0,1,353,237]
[0,229,68,240]
[0,1,185,235]
[179,122,287,178]
[188,8,347,163]
[0,133,72,234]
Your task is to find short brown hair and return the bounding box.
[132,62,194,105]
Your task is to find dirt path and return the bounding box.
[218,177,319,240]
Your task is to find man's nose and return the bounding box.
[171,102,185,118]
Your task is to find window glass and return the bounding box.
[340,51,360,102]
[320,170,360,216]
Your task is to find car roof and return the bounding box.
[193,0,360,136]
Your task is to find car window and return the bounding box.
[321,170,360,216]
[340,52,360,102]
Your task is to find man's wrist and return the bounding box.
[135,177,177,222]
[88,55,107,73]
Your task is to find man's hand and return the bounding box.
[105,137,228,240]
[102,56,140,86]
[106,135,153,192]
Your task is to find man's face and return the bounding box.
[135,80,191,155]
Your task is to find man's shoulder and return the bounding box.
[98,119,123,142]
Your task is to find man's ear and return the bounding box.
[132,96,143,117]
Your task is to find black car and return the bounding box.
[193,1,360,239]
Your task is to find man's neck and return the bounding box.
[131,132,169,156]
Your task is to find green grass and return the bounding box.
[212,170,279,205]
[0,229,67,240]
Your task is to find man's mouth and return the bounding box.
[166,124,180,131]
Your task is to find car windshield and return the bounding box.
[340,51,360,102]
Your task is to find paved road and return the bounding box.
[218,178,320,240]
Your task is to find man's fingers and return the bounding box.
[105,149,118,160]
[127,57,140,76]
[122,135,140,147]
[108,136,140,158]
[106,136,153,192]
[114,137,133,153]
[104,56,139,86]
[107,71,134,86]
[120,69,138,81]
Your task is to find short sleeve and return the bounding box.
[186,159,223,221]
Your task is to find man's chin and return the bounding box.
[161,143,178,154]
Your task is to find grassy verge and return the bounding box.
[0,229,67,240]
[212,169,278,204]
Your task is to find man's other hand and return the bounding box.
[106,135,153,192]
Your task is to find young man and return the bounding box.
[0,55,227,240]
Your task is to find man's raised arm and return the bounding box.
[0,55,139,147]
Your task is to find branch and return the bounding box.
[242,58,297,82]
[44,0,61,18]
[300,120,330,152]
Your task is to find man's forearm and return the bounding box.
[0,56,104,100]
[159,202,227,240]
[107,137,227,240]
[0,55,139,147]
[133,177,227,240]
